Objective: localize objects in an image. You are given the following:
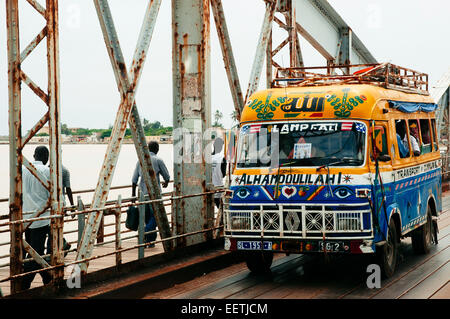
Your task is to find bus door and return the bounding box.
[370,122,391,231]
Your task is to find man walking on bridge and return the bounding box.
[132,141,170,247]
[22,145,52,289]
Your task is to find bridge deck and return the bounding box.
[142,195,450,300]
[2,194,449,299]
[0,234,165,297]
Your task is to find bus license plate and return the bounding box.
[319,241,343,252]
[237,241,272,250]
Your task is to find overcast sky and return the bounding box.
[0,0,449,136]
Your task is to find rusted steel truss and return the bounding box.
[433,68,450,179]
[4,0,402,294]
[6,0,64,294]
[267,0,304,88]
[210,0,244,121]
[172,0,214,247]
[245,0,278,103]
[76,0,172,274]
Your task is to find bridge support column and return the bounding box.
[6,0,65,292]
[6,0,24,294]
[172,0,214,247]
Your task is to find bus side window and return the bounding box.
[431,119,438,152]
[395,120,410,158]
[408,119,421,156]
[419,119,432,154]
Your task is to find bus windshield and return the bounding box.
[236,121,366,168]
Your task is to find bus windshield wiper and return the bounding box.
[317,157,362,169]
[287,157,323,166]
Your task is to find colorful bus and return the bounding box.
[223,63,441,277]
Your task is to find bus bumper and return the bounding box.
[225,237,375,254]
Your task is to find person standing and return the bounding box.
[132,141,170,247]
[211,137,226,209]
[22,146,52,289]
[60,165,73,255]
[407,123,421,156]
[62,165,74,207]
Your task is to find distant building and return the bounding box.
[70,135,88,143]
[30,136,49,143]
[145,135,173,144]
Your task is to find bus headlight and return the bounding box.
[231,217,250,230]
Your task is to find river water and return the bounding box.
[0,143,174,263]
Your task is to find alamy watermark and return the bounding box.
[366,264,381,289]
[172,125,280,167]
[66,264,81,289]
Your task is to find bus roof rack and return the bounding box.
[272,63,429,95]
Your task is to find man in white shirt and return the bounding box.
[211,137,226,209]
[403,133,420,156]
[22,146,52,289]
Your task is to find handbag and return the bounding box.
[125,205,139,231]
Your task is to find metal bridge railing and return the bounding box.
[0,184,225,295]
[440,153,450,181]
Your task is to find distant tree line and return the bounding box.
[58,120,173,139]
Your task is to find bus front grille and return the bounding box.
[224,203,372,238]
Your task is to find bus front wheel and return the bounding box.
[377,218,398,278]
[411,207,433,254]
[245,251,273,273]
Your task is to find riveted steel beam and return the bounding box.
[22,239,50,269]
[266,29,272,88]
[336,27,352,74]
[293,0,376,65]
[26,0,46,17]
[434,68,450,143]
[245,0,278,102]
[6,0,64,292]
[172,0,213,247]
[267,1,303,86]
[76,0,170,273]
[210,0,244,118]
[287,1,298,68]
[20,26,47,63]
[6,0,24,294]
[46,0,64,284]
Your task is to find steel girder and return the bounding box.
[172,0,214,247]
[434,68,450,143]
[75,0,172,274]
[6,0,64,293]
[293,0,376,66]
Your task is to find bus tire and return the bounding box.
[245,251,273,273]
[411,206,433,254]
[377,217,398,278]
